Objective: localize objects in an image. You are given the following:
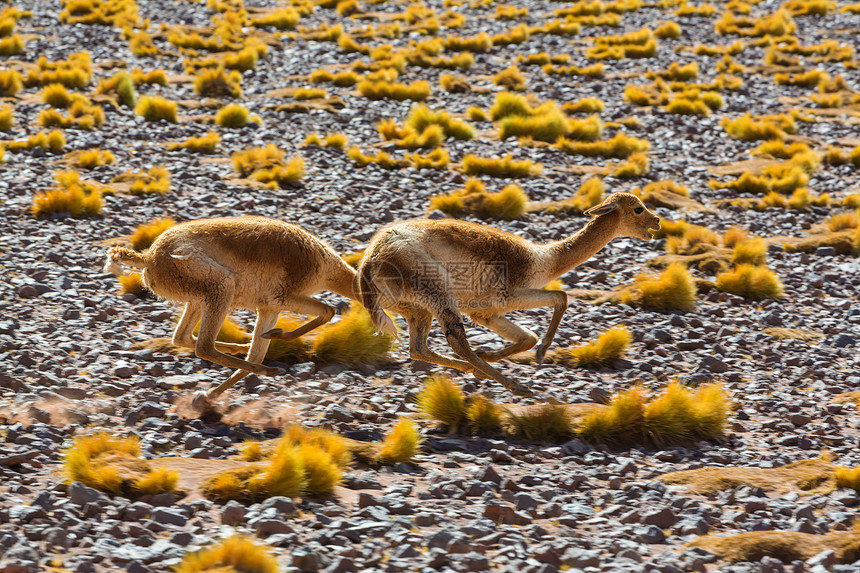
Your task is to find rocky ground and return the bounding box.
[2,0,860,571]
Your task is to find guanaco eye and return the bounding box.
[634,207,644,214]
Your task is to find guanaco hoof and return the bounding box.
[535,344,548,364]
[261,328,300,342]
[191,390,216,413]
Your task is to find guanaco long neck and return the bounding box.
[542,212,620,279]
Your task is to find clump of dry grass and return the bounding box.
[174,536,280,573]
[116,166,171,195]
[130,217,175,250]
[65,432,180,497]
[167,131,221,154]
[716,264,784,300]
[428,179,529,220]
[552,326,632,368]
[579,382,730,445]
[462,154,542,178]
[311,305,395,365]
[416,374,466,430]
[624,262,698,312]
[203,425,350,502]
[556,132,650,159]
[721,113,797,141]
[493,65,527,91]
[67,148,115,169]
[466,395,503,436]
[505,404,574,442]
[118,272,148,296]
[215,103,257,128]
[689,529,860,565]
[357,79,431,101]
[376,418,422,464]
[135,95,177,123]
[31,170,102,218]
[194,67,242,98]
[232,144,305,188]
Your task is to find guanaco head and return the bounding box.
[583,192,661,240]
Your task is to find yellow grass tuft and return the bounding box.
[835,467,860,492]
[644,382,730,445]
[72,148,115,169]
[493,65,527,91]
[614,151,650,178]
[0,68,22,96]
[0,103,13,131]
[311,305,395,365]
[556,132,650,158]
[731,236,767,265]
[466,395,503,436]
[174,536,280,573]
[241,441,264,462]
[462,154,542,178]
[215,103,254,128]
[722,113,796,142]
[716,264,784,300]
[377,418,422,464]
[299,443,343,495]
[479,184,528,219]
[232,144,305,187]
[555,326,632,368]
[632,262,697,311]
[122,166,171,195]
[506,404,574,442]
[130,217,175,251]
[416,374,466,429]
[167,131,221,154]
[563,97,605,114]
[65,432,180,496]
[826,211,860,231]
[580,382,730,445]
[135,95,177,123]
[118,272,148,296]
[357,79,431,101]
[31,170,102,218]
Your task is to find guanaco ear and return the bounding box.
[584,201,619,217]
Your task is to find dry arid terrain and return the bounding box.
[1,0,860,572]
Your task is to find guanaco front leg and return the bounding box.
[504,289,569,363]
[469,314,538,362]
[261,296,336,342]
[200,308,281,407]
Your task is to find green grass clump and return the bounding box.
[466,395,503,436]
[311,305,395,365]
[135,95,177,123]
[130,217,175,250]
[555,326,632,368]
[462,154,542,177]
[174,536,280,573]
[194,67,242,98]
[716,264,784,300]
[633,262,697,311]
[506,404,574,442]
[31,170,102,218]
[417,374,466,430]
[65,432,180,496]
[215,103,255,128]
[377,418,422,464]
[167,131,221,153]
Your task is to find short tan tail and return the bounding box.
[358,266,398,337]
[104,246,149,276]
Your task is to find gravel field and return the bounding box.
[1,0,860,571]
